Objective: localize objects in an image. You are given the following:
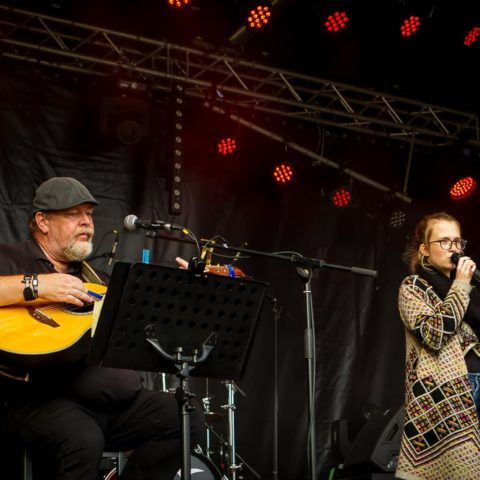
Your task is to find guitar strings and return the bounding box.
[34,296,104,315]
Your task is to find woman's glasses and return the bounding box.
[428,238,467,250]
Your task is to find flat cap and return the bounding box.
[33,177,99,212]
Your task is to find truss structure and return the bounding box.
[0,5,478,148]
[1,4,479,202]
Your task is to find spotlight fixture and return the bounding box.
[246,4,272,30]
[464,27,480,46]
[168,0,190,7]
[217,138,237,156]
[389,210,407,229]
[400,15,421,38]
[324,11,349,33]
[331,186,352,207]
[449,176,477,200]
[168,83,186,214]
[273,162,294,184]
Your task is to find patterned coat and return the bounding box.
[396,275,480,480]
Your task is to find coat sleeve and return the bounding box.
[398,276,471,351]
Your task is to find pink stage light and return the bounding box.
[331,186,352,207]
[325,11,349,33]
[450,176,477,200]
[400,16,421,38]
[273,162,294,184]
[464,27,480,46]
[168,0,190,7]
[217,138,237,156]
[247,5,272,30]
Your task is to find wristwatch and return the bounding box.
[22,274,39,301]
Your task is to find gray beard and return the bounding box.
[64,240,93,262]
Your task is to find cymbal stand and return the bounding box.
[221,380,245,480]
[205,423,261,480]
[202,378,214,460]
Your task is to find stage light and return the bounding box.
[449,176,477,200]
[273,162,294,184]
[400,16,421,38]
[324,11,349,33]
[246,4,272,30]
[389,210,406,229]
[168,83,185,214]
[168,0,190,7]
[217,138,237,156]
[331,186,352,207]
[464,27,480,46]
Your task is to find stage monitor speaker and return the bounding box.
[342,406,404,475]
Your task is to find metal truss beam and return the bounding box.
[0,4,478,151]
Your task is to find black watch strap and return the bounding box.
[22,274,39,301]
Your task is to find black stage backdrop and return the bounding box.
[1,64,479,479]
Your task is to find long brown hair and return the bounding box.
[403,212,461,273]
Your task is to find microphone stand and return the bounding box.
[145,231,378,278]
[297,267,316,479]
[143,230,377,480]
[267,294,282,480]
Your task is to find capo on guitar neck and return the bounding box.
[87,290,104,301]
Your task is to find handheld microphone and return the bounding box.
[451,252,480,282]
[107,230,119,266]
[124,214,183,232]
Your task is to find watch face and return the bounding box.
[23,287,35,301]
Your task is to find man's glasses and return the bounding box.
[428,238,467,250]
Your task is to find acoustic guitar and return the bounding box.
[0,282,107,368]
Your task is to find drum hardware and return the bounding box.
[221,380,243,480]
[205,422,261,480]
[205,421,230,478]
[202,379,260,480]
[103,450,223,480]
[103,469,116,480]
[173,451,224,480]
[202,377,215,460]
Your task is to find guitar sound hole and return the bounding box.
[61,303,94,315]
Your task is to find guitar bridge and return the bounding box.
[27,306,60,328]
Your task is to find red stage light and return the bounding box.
[273,162,294,184]
[464,27,480,46]
[325,11,349,32]
[168,0,190,7]
[217,138,237,156]
[450,176,477,200]
[400,16,421,38]
[247,5,272,29]
[331,187,352,207]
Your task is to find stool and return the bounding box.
[103,450,127,474]
[22,450,126,479]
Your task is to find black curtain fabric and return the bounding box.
[0,64,413,479]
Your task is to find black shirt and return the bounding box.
[0,239,141,409]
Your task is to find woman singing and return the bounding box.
[397,212,480,479]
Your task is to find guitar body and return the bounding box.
[0,283,107,368]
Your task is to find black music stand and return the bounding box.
[88,261,267,480]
